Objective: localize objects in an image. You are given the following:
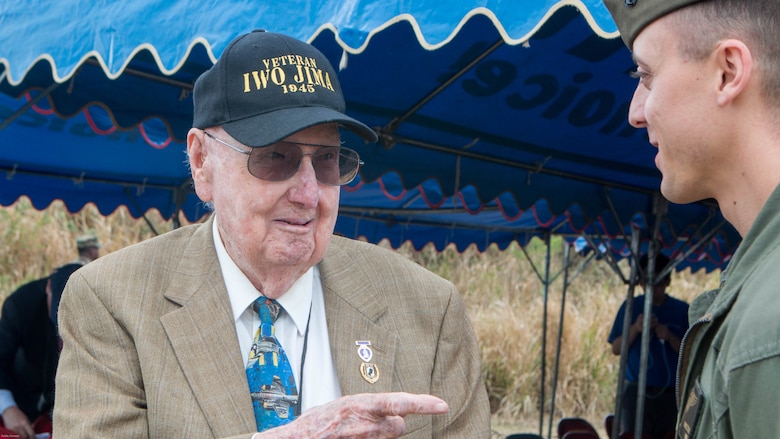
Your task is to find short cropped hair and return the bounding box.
[638,252,671,285]
[669,0,780,109]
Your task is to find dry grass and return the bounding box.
[0,198,176,298]
[393,237,717,437]
[0,198,720,438]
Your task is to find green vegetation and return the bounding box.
[0,198,720,437]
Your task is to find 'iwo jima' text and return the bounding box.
[242,55,335,94]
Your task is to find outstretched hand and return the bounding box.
[257,392,449,439]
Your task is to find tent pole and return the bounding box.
[580,232,627,284]
[372,132,663,197]
[635,194,668,435]
[605,188,640,275]
[547,243,571,439]
[0,83,58,133]
[538,232,552,436]
[382,39,504,134]
[667,218,730,274]
[613,226,641,439]
[83,59,195,90]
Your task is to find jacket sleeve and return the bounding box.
[430,283,491,438]
[52,272,150,438]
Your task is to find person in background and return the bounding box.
[0,263,82,439]
[74,234,101,264]
[602,0,780,437]
[608,253,688,439]
[53,30,490,438]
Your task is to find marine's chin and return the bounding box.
[659,181,705,205]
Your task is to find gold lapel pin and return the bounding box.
[360,362,379,384]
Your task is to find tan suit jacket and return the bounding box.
[53,216,490,438]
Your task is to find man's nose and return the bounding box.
[287,156,320,206]
[628,85,648,129]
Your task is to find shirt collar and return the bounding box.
[212,215,313,336]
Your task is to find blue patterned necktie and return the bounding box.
[246,297,299,431]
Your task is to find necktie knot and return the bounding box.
[252,297,281,324]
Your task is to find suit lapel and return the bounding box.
[159,217,256,436]
[321,238,399,396]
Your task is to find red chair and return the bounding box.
[32,414,53,435]
[0,428,20,438]
[0,420,21,438]
[0,414,52,438]
[558,417,600,438]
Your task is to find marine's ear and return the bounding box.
[715,39,753,107]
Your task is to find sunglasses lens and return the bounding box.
[247,143,361,185]
[310,147,340,185]
[247,144,302,181]
[334,148,360,185]
[311,147,361,185]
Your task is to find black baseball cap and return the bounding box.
[193,30,377,147]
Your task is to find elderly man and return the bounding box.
[603,1,780,438]
[53,30,490,438]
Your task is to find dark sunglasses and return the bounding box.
[203,131,363,186]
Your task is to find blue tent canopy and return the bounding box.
[1,1,619,82]
[0,0,738,272]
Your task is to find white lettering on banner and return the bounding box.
[243,54,333,93]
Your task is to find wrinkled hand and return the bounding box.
[1,406,34,439]
[260,392,448,439]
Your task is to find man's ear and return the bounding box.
[187,128,213,202]
[715,39,753,107]
[187,129,207,175]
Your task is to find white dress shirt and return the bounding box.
[211,217,341,412]
[0,390,15,415]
